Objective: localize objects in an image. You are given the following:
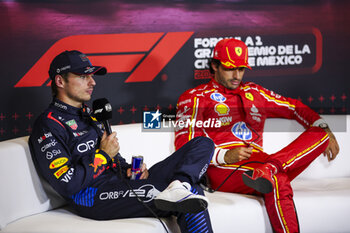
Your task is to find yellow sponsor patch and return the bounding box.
[49,157,68,169]
[245,92,254,101]
[54,165,69,179]
[214,103,230,115]
[235,47,243,56]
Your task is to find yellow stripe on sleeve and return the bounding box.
[188,97,198,141]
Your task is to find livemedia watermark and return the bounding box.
[142,110,221,132]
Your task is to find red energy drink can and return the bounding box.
[131,156,143,180]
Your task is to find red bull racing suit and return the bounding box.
[175,80,329,233]
[29,99,214,233]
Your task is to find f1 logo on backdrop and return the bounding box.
[15,32,194,87]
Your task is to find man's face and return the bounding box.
[59,72,96,107]
[213,63,245,90]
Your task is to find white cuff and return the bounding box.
[212,148,229,165]
[312,118,327,127]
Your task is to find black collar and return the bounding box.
[51,99,91,117]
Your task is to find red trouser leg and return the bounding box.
[264,173,298,233]
[207,164,299,233]
[267,126,329,181]
[207,127,329,233]
[207,153,265,194]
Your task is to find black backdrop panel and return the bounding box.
[0,0,349,141]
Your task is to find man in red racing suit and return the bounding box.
[175,38,340,233]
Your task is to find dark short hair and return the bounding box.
[51,73,68,97]
[209,58,221,74]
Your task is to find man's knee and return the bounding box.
[272,172,293,198]
[192,136,214,148]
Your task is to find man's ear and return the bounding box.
[55,75,65,88]
[211,62,219,72]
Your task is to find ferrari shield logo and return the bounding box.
[245,92,254,101]
[235,47,243,56]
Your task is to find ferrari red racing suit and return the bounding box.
[175,79,329,233]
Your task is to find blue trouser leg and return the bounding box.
[72,177,170,220]
[176,183,213,233]
[149,136,214,185]
[71,137,214,232]
[149,136,214,233]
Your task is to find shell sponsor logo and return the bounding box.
[49,157,68,169]
[214,103,230,116]
[54,165,69,179]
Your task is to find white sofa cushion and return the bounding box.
[0,137,65,230]
[2,207,179,233]
[1,115,349,232]
[292,178,350,232]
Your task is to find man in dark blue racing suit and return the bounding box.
[29,50,214,233]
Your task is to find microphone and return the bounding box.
[93,98,113,135]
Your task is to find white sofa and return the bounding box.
[1,115,349,233]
